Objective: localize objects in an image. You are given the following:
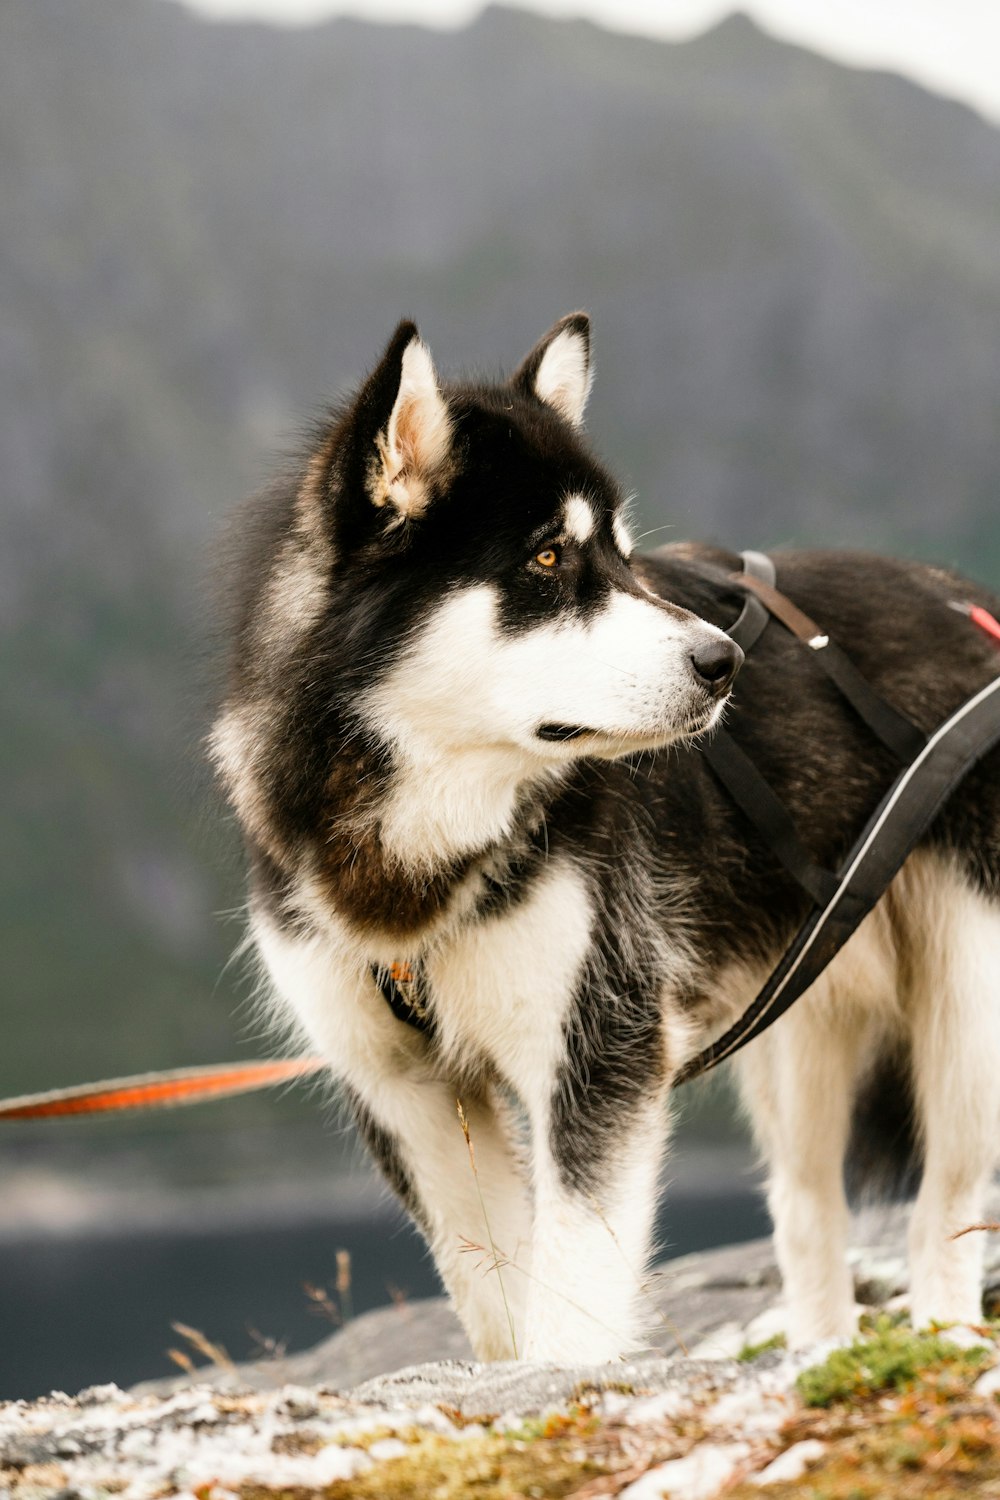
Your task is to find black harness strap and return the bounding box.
[702,550,848,907]
[700,731,841,908]
[726,549,773,653]
[678,670,1000,1083]
[702,551,931,908]
[737,570,927,764]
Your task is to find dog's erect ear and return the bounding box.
[358,320,453,522]
[512,312,592,429]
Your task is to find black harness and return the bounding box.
[679,553,1000,1082]
[375,553,1000,1082]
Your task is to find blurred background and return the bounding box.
[2,0,999,1400]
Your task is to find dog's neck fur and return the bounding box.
[302,727,561,946]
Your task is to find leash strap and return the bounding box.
[679,666,1000,1084]
[0,1058,327,1120]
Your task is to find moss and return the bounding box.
[725,1341,1000,1500]
[236,1427,610,1499]
[269,1430,326,1458]
[736,1332,787,1362]
[796,1316,989,1408]
[572,1378,638,1402]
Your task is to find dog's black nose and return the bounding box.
[690,636,743,696]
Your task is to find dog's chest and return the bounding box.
[424,859,594,1104]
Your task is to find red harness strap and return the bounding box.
[954,600,1000,645]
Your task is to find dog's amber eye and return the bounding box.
[534,546,560,569]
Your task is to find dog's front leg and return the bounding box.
[348,1076,532,1360]
[521,1050,669,1364]
[254,917,531,1360]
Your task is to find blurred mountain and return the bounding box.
[2,0,1000,1094]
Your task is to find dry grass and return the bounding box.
[456,1097,518,1359]
[168,1321,234,1374]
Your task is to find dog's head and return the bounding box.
[291,314,740,766]
[213,316,742,877]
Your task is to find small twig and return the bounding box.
[303,1281,341,1324]
[170,1321,234,1372]
[386,1282,410,1311]
[246,1325,287,1361]
[950,1222,1000,1241]
[336,1248,354,1326]
[458,1233,511,1274]
[459,1233,635,1349]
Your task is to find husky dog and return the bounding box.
[211,314,1000,1363]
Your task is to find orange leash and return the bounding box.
[0,1057,328,1120]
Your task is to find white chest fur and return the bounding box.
[425,860,594,1108]
[252,858,594,1119]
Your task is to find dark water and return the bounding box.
[0,1186,770,1400]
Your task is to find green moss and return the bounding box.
[796,1316,989,1408]
[737,1332,787,1362]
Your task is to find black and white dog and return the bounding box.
[212,314,1000,1363]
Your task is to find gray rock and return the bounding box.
[134,1185,1000,1401]
[8,1204,1000,1500]
[350,1355,749,1418]
[131,1182,1000,1404]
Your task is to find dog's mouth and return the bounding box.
[536,723,591,742]
[536,700,728,752]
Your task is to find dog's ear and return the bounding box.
[512,312,592,429]
[353,320,453,523]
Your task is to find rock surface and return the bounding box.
[138,1193,1000,1400]
[0,1350,834,1498]
[3,1194,1000,1498]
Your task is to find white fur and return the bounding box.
[563,494,595,544]
[524,1095,669,1360]
[426,861,591,1097]
[532,326,592,428]
[261,541,328,644]
[208,702,275,851]
[365,584,732,865]
[432,858,645,1357]
[255,854,680,1361]
[732,853,1000,1345]
[253,909,532,1357]
[612,511,634,558]
[904,860,1000,1328]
